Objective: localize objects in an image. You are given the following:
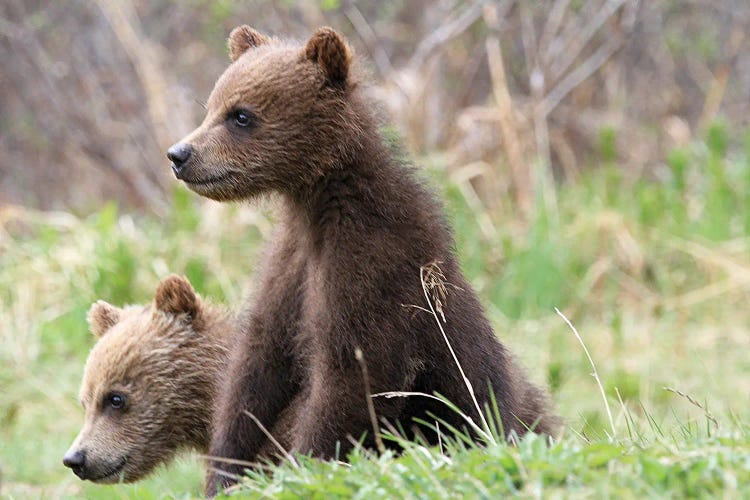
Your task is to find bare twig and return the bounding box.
[538,0,573,61]
[344,5,395,79]
[242,410,299,467]
[540,35,625,117]
[517,3,560,223]
[205,467,243,484]
[355,347,386,454]
[698,25,745,131]
[407,0,487,70]
[450,163,500,240]
[547,0,627,80]
[197,454,261,468]
[484,4,530,215]
[95,0,172,150]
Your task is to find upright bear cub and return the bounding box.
[63,276,234,483]
[168,26,558,495]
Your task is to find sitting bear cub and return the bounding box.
[168,26,559,495]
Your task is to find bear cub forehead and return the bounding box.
[81,275,201,404]
[207,25,356,115]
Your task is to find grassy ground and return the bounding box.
[1,124,749,498]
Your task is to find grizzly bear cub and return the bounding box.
[62,276,234,483]
[167,26,558,495]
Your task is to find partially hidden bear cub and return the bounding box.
[62,275,240,483]
[167,26,559,495]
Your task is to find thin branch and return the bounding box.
[344,4,394,78]
[540,34,624,116]
[548,0,627,80]
[407,0,487,70]
[537,0,573,61]
[242,410,299,467]
[95,0,172,150]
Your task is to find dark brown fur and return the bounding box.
[168,26,558,496]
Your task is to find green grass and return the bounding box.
[1,123,750,498]
[235,432,750,498]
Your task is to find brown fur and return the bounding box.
[304,27,352,87]
[63,275,234,483]
[87,300,120,337]
[153,274,200,318]
[168,26,559,496]
[228,26,271,63]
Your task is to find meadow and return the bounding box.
[1,124,749,498]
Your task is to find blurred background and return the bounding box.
[1,0,750,497]
[3,0,750,212]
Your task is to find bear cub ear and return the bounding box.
[228,25,270,62]
[87,300,121,338]
[154,274,200,318]
[304,27,351,88]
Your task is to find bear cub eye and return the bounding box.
[228,109,256,129]
[104,392,127,410]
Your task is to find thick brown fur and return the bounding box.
[168,26,559,496]
[64,275,235,483]
[228,26,271,63]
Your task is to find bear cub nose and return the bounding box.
[63,449,87,478]
[167,143,193,178]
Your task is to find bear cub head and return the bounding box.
[167,26,366,202]
[63,275,230,483]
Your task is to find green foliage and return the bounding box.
[319,0,341,11]
[230,431,749,498]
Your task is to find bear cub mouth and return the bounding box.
[183,171,232,187]
[88,455,128,482]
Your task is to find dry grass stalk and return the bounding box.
[663,387,719,430]
[555,307,617,440]
[698,25,745,131]
[344,5,395,81]
[355,347,386,454]
[484,5,530,216]
[96,0,172,150]
[419,262,491,439]
[667,237,750,283]
[242,410,299,467]
[407,0,486,70]
[372,390,491,442]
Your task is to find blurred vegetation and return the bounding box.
[1,0,749,212]
[2,0,750,497]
